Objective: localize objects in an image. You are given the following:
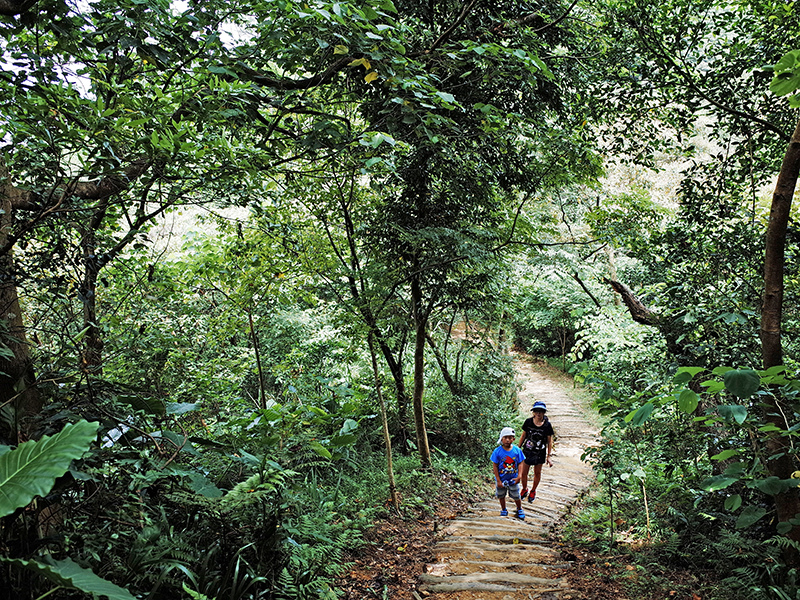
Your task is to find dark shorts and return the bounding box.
[523,449,546,466]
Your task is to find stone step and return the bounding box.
[426,559,572,577]
[419,571,567,593]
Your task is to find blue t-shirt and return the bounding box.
[490,445,525,485]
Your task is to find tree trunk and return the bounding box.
[604,278,659,326]
[761,118,800,368]
[79,232,104,374]
[760,116,800,551]
[248,310,267,409]
[336,193,412,437]
[374,334,411,432]
[604,277,687,358]
[410,270,432,470]
[605,247,621,307]
[425,330,460,396]
[0,164,40,443]
[368,332,401,513]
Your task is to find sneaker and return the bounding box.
[528,490,536,502]
[520,488,528,499]
[516,509,525,520]
[500,509,508,516]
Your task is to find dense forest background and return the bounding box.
[3,0,800,598]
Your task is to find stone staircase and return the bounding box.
[418,355,599,599]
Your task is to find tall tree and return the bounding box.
[0,0,423,434]
[585,0,800,548]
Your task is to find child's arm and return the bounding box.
[546,435,553,467]
[492,462,502,487]
[517,431,526,448]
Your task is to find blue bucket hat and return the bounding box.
[532,401,547,412]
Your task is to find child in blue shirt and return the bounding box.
[490,427,526,520]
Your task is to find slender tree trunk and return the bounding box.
[368,332,400,513]
[79,233,104,374]
[410,270,432,470]
[760,117,800,551]
[248,310,267,409]
[761,118,800,367]
[334,181,413,438]
[425,331,460,395]
[605,246,621,307]
[374,334,410,431]
[0,164,39,443]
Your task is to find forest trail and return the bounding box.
[418,352,599,599]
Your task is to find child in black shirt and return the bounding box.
[517,400,554,502]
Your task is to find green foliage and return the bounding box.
[276,516,354,600]
[219,469,292,513]
[0,420,99,517]
[9,0,800,598]
[770,50,800,107]
[571,306,670,398]
[567,356,800,598]
[0,421,148,600]
[0,557,136,600]
[425,346,518,459]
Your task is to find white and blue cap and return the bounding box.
[532,401,547,412]
[497,427,515,444]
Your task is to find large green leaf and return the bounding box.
[700,474,738,491]
[1,556,135,600]
[724,494,742,511]
[672,367,705,384]
[723,369,760,399]
[718,404,748,424]
[116,393,165,416]
[186,472,223,498]
[710,448,739,461]
[770,50,800,97]
[735,506,767,529]
[678,389,699,414]
[309,441,332,459]
[628,402,654,427]
[0,420,99,518]
[754,476,797,496]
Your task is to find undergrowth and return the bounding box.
[560,446,800,600]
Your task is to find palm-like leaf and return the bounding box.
[0,420,99,517]
[1,556,136,600]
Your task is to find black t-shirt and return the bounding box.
[521,416,554,454]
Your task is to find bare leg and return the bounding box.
[520,461,530,491]
[531,463,544,499]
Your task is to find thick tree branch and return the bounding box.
[0,0,36,16]
[572,271,601,308]
[603,278,660,326]
[490,0,580,36]
[237,56,353,90]
[56,157,153,201]
[428,0,478,54]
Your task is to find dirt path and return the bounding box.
[418,352,599,599]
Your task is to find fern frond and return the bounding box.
[767,535,800,553]
[219,469,288,512]
[275,568,300,600]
